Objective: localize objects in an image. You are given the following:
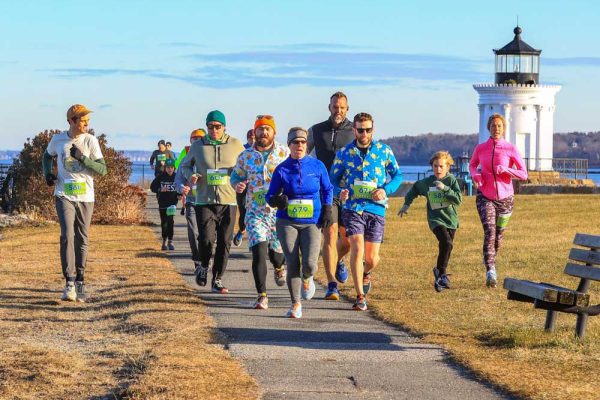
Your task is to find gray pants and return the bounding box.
[55,197,94,282]
[276,219,321,303]
[185,203,200,262]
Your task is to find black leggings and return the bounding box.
[159,209,174,240]
[432,226,456,275]
[195,204,236,280]
[236,190,247,232]
[251,241,285,294]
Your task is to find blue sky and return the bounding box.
[1,0,599,150]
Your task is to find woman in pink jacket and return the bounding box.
[469,114,528,288]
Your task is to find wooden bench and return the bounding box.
[503,233,600,339]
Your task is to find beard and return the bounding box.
[256,136,274,148]
[357,136,371,147]
[332,114,344,125]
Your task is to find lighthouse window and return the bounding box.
[507,55,521,72]
[520,56,531,73]
[496,55,507,72]
[532,56,539,73]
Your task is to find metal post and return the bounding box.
[544,310,557,332]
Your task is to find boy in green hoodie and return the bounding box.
[398,151,462,292]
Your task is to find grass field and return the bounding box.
[0,224,259,400]
[321,194,600,400]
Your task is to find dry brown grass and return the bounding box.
[318,194,600,400]
[0,224,259,400]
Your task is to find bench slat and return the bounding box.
[569,248,600,266]
[540,282,590,306]
[564,263,600,282]
[533,300,600,316]
[503,278,558,303]
[574,233,600,250]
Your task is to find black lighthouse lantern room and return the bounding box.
[494,26,541,85]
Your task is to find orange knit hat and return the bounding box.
[254,115,276,133]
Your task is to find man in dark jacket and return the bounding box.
[307,91,354,301]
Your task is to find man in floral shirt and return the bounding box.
[231,115,290,310]
[330,112,403,311]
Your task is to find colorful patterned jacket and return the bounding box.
[230,142,290,212]
[330,139,402,217]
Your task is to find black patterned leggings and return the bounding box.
[475,193,514,271]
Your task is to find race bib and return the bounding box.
[64,179,87,196]
[287,199,314,219]
[428,187,450,210]
[157,154,166,162]
[191,184,197,197]
[353,180,377,200]
[207,169,228,186]
[253,185,268,206]
[497,212,512,228]
[166,205,177,216]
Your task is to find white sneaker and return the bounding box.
[301,276,315,300]
[61,282,76,301]
[486,270,498,288]
[273,267,286,287]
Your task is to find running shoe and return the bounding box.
[167,240,175,251]
[180,207,185,215]
[286,302,302,318]
[352,294,368,311]
[335,259,349,283]
[195,265,208,286]
[324,281,340,300]
[75,281,87,303]
[301,276,316,300]
[233,231,244,247]
[61,282,76,302]
[254,294,268,310]
[212,279,229,294]
[273,267,286,287]
[362,272,372,295]
[161,240,167,251]
[486,270,498,288]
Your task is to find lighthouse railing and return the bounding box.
[523,157,589,179]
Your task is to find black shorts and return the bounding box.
[331,197,344,227]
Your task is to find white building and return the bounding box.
[473,27,561,171]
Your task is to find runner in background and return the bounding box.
[231,116,288,309]
[307,91,354,300]
[267,127,333,318]
[180,110,244,294]
[233,129,256,247]
[398,151,462,292]
[149,140,175,177]
[175,130,205,269]
[151,158,180,251]
[175,129,206,214]
[330,112,402,311]
[42,104,108,302]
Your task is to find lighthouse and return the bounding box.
[473,26,561,171]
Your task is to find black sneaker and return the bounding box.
[195,265,208,286]
[433,268,451,292]
[212,279,229,294]
[75,281,87,303]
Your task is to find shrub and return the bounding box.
[13,129,147,224]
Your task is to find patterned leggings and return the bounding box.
[475,193,514,271]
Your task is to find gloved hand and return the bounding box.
[471,173,483,187]
[433,180,447,191]
[397,204,409,217]
[267,194,288,210]
[70,144,84,161]
[496,165,510,176]
[319,205,333,229]
[45,173,57,186]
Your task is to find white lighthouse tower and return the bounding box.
[473,27,561,171]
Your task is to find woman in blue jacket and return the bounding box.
[266,127,334,318]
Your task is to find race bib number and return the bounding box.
[428,187,450,210]
[207,169,228,186]
[166,205,177,216]
[64,180,87,196]
[353,180,377,200]
[287,199,314,219]
[253,185,268,206]
[191,185,197,197]
[157,154,166,162]
[497,212,512,228]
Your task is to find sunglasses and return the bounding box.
[207,124,224,130]
[356,127,373,134]
[291,140,307,145]
[256,114,274,120]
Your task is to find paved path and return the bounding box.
[146,195,515,399]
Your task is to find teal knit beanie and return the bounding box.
[206,110,226,126]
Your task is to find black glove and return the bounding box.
[267,194,288,210]
[70,144,84,161]
[319,205,333,229]
[45,173,57,186]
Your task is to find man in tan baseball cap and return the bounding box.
[42,104,107,303]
